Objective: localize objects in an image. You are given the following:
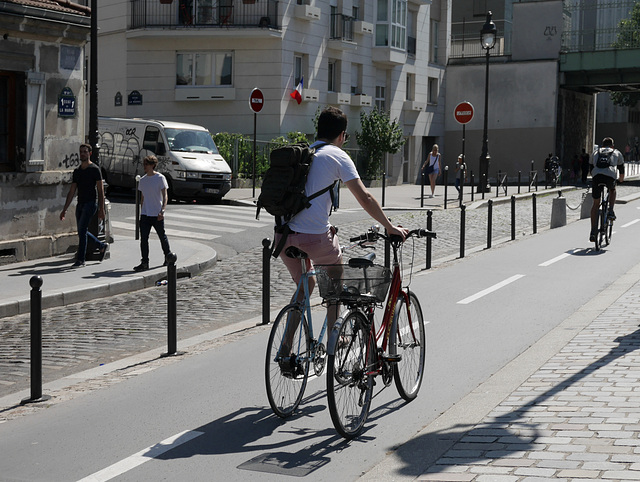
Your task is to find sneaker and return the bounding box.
[71,260,85,268]
[608,210,616,221]
[98,244,107,262]
[133,262,149,272]
[589,230,596,242]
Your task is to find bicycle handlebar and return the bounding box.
[349,227,436,244]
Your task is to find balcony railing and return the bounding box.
[449,34,510,59]
[130,0,280,29]
[330,13,354,41]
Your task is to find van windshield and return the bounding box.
[165,128,220,154]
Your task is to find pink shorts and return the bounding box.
[276,227,342,285]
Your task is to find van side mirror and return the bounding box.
[156,143,166,156]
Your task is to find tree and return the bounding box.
[610,1,640,107]
[355,108,405,179]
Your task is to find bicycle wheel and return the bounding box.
[391,290,426,401]
[327,310,374,439]
[265,305,310,418]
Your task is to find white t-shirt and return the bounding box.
[139,173,168,216]
[288,142,359,234]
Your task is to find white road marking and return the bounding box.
[77,430,204,482]
[111,221,218,240]
[122,217,244,234]
[621,219,640,228]
[539,249,582,267]
[457,275,525,305]
[163,212,270,228]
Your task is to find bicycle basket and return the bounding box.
[315,264,392,302]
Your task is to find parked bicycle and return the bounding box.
[320,226,436,439]
[593,182,614,251]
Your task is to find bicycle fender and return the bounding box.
[326,316,346,356]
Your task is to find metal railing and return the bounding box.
[130,0,280,29]
[330,13,354,41]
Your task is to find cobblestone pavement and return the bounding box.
[0,186,634,398]
[419,273,640,481]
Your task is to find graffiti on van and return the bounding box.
[98,127,143,177]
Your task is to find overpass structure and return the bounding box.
[560,0,640,95]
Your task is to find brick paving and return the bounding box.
[0,185,632,399]
[418,277,640,481]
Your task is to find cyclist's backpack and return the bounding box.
[595,148,613,169]
[256,142,335,258]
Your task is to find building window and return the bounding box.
[428,77,438,104]
[328,60,337,92]
[406,73,414,101]
[430,20,439,63]
[176,52,233,87]
[351,63,363,95]
[294,55,303,86]
[376,0,407,49]
[375,85,386,111]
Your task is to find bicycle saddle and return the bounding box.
[348,252,376,268]
[284,246,309,259]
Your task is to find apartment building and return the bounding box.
[0,0,91,262]
[96,0,450,185]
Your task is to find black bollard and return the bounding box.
[460,204,466,259]
[443,166,449,209]
[420,172,425,207]
[482,174,486,200]
[532,193,538,234]
[384,228,391,270]
[511,195,516,240]
[518,171,522,194]
[426,210,433,270]
[161,252,183,357]
[21,276,51,405]
[135,175,141,241]
[496,171,500,198]
[470,172,475,202]
[487,199,493,249]
[262,238,271,325]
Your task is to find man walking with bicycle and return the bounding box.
[590,137,624,242]
[275,107,407,333]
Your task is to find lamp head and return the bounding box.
[480,11,497,50]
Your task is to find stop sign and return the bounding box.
[454,101,474,125]
[249,88,264,113]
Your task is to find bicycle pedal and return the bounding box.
[382,353,402,363]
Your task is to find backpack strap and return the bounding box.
[271,223,291,259]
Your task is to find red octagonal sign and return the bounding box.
[454,101,474,125]
[249,88,264,113]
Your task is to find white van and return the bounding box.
[98,117,232,201]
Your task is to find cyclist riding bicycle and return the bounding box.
[274,107,407,354]
[589,137,624,242]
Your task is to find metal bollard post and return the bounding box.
[518,171,522,194]
[496,171,500,198]
[482,174,486,200]
[262,238,271,325]
[426,210,433,270]
[161,252,182,357]
[460,168,465,208]
[420,172,425,208]
[135,175,141,241]
[21,276,51,405]
[384,228,391,270]
[470,172,475,202]
[443,166,449,209]
[532,193,538,234]
[460,204,466,258]
[487,199,493,249]
[511,195,516,240]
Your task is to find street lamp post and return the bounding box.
[478,11,497,193]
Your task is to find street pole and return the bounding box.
[478,11,496,194]
[89,0,99,163]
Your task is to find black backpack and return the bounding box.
[595,148,613,169]
[256,143,335,257]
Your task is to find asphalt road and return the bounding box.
[2,196,640,481]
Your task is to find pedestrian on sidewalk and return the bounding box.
[589,137,624,242]
[580,148,590,184]
[422,144,442,198]
[60,143,107,268]
[134,155,171,272]
[454,154,467,199]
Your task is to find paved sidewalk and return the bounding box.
[362,260,640,481]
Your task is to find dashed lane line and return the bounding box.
[457,274,526,305]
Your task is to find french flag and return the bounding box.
[290,77,303,104]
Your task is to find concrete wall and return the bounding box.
[444,59,559,179]
[512,1,563,61]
